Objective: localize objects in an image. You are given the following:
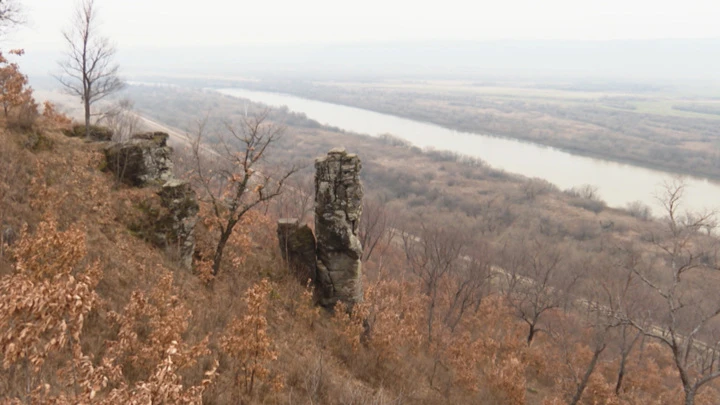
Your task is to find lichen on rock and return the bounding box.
[314,147,364,307]
[107,131,199,270]
[104,132,173,186]
[277,218,317,284]
[157,179,199,269]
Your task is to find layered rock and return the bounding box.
[104,132,173,186]
[106,131,199,270]
[277,218,317,284]
[157,179,200,269]
[314,148,364,307]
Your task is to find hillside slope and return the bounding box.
[1,105,719,404]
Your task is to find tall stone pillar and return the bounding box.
[314,148,364,307]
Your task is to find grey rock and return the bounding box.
[314,148,364,307]
[157,179,199,269]
[277,218,317,284]
[1,226,16,246]
[104,132,173,186]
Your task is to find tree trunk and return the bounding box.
[527,323,536,345]
[212,225,235,276]
[684,387,696,405]
[84,97,91,139]
[615,362,625,395]
[427,287,437,343]
[569,344,606,405]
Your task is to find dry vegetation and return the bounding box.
[3,82,720,404]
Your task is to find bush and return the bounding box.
[7,98,38,132]
[565,184,606,213]
[627,200,652,220]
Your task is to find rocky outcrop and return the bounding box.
[277,218,317,284]
[157,179,200,269]
[314,148,364,307]
[104,132,173,186]
[1,224,16,247]
[107,131,199,270]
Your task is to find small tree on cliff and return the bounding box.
[56,0,124,138]
[191,110,297,275]
[0,49,33,118]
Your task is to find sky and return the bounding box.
[7,0,720,51]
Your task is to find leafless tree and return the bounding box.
[191,111,298,276]
[626,180,720,405]
[359,195,396,263]
[272,175,314,224]
[98,98,140,142]
[402,222,492,340]
[553,301,614,405]
[591,243,647,395]
[500,236,580,345]
[56,0,124,138]
[97,99,141,185]
[442,242,493,332]
[0,0,22,37]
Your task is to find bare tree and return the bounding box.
[56,0,124,138]
[402,222,492,340]
[191,111,298,276]
[593,244,647,395]
[272,175,314,224]
[626,180,720,405]
[0,0,22,37]
[442,242,493,332]
[552,303,613,405]
[359,195,396,263]
[98,98,139,142]
[97,99,141,185]
[403,223,462,341]
[500,236,580,345]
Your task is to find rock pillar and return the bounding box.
[158,179,199,270]
[314,148,363,307]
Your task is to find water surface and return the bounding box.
[218,88,720,215]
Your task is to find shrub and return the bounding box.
[626,200,652,220]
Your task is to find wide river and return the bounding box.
[218,88,720,215]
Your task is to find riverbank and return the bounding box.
[213,87,720,215]
[234,80,720,182]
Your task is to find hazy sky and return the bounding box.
[8,0,720,50]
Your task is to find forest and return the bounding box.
[4,82,719,404]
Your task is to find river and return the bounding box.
[217,88,720,215]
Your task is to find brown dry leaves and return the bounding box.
[220,278,281,396]
[0,217,99,371]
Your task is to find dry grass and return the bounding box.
[5,89,720,404]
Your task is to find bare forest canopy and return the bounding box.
[7,77,720,403]
[100,84,720,403]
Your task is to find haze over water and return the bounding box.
[219,88,720,216]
